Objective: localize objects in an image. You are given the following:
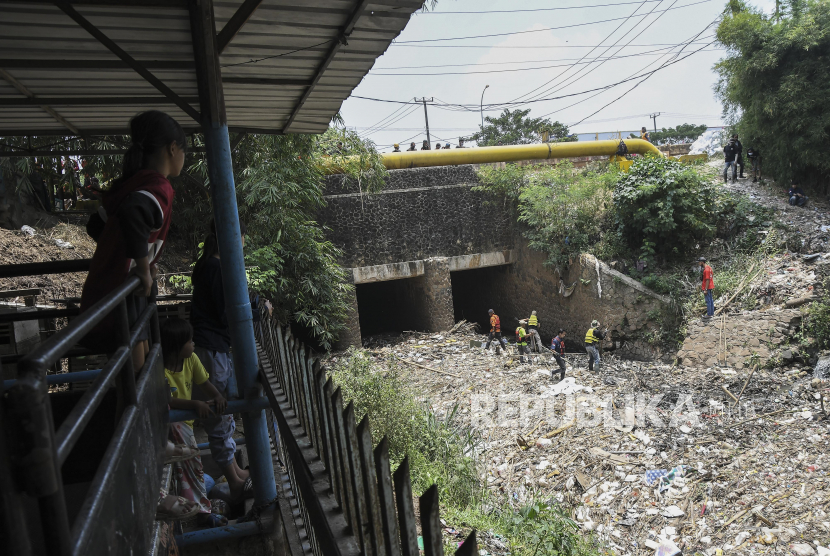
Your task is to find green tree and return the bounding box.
[470,108,575,146]
[630,123,708,145]
[714,0,830,188]
[613,156,717,262]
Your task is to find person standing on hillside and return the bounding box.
[699,257,715,319]
[746,147,761,182]
[584,320,606,373]
[723,139,738,183]
[527,310,542,353]
[732,134,745,178]
[550,329,567,381]
[640,127,651,143]
[485,309,508,353]
[407,142,417,151]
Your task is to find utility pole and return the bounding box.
[649,112,661,133]
[416,97,433,147]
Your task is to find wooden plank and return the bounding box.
[419,484,442,556]
[393,456,419,556]
[0,289,41,299]
[374,437,402,556]
[357,415,385,556]
[344,403,371,555]
[216,0,264,54]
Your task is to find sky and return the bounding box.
[339,0,776,151]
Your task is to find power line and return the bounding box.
[361,104,422,136]
[514,0,682,107]
[390,41,715,48]
[220,40,332,68]
[394,0,713,44]
[416,0,663,14]
[368,47,720,76]
[502,0,656,106]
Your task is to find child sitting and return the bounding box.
[162,318,228,528]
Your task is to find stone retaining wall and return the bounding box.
[676,309,803,368]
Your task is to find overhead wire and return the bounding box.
[567,23,718,127]
[417,0,663,14]
[394,0,713,44]
[359,102,416,136]
[501,0,655,106]
[359,104,422,136]
[368,46,720,76]
[391,41,715,48]
[508,0,676,107]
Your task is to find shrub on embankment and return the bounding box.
[328,349,599,556]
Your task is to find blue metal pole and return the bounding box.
[174,519,263,548]
[2,369,102,392]
[202,121,277,506]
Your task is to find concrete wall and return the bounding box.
[676,309,802,369]
[320,165,514,268]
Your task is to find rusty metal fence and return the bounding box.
[255,314,478,556]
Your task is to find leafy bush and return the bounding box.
[329,349,482,507]
[476,162,619,268]
[470,108,575,146]
[805,293,830,350]
[614,156,717,263]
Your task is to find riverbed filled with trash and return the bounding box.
[343,325,830,556]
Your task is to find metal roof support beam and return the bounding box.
[53,0,202,123]
[188,0,278,509]
[281,0,371,132]
[0,59,193,70]
[0,97,200,107]
[216,0,264,55]
[0,69,81,136]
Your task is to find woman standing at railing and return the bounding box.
[80,111,186,370]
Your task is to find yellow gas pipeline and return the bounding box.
[322,139,662,174]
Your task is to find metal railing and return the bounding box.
[1,260,168,556]
[255,314,478,556]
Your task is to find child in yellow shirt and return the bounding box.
[162,318,227,528]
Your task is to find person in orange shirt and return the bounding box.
[485,309,509,353]
[699,257,715,319]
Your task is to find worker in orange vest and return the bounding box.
[699,257,715,319]
[485,309,508,353]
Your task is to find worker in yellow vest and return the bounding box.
[516,320,531,364]
[584,320,606,372]
[527,310,541,353]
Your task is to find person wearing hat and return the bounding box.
[584,320,606,372]
[527,310,541,353]
[485,309,508,353]
[699,257,715,318]
[393,143,401,152]
[515,319,531,364]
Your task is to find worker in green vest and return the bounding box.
[527,310,541,353]
[516,320,531,364]
[584,320,606,373]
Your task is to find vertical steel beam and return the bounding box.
[189,0,276,506]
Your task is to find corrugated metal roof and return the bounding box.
[0,0,420,136]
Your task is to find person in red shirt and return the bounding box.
[81,110,186,371]
[699,257,715,319]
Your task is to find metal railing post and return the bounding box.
[113,298,137,405]
[202,120,277,505]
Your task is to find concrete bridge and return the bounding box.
[320,164,673,361]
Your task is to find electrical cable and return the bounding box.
[417,0,663,14]
[368,47,720,76]
[568,34,717,127]
[359,104,422,136]
[359,102,417,136]
[508,0,675,107]
[391,41,714,48]
[394,0,713,44]
[501,0,654,106]
[220,40,333,68]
